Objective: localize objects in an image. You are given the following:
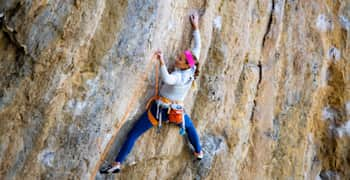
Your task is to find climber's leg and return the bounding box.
[183,114,202,154]
[115,111,153,163]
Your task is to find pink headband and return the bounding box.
[184,50,195,68]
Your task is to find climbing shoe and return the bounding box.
[194,151,203,160]
[99,162,121,174]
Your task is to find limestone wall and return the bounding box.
[0,0,349,179]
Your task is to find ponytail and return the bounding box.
[194,61,200,80]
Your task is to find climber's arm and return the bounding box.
[160,65,180,85]
[155,50,179,85]
[191,29,201,60]
[190,13,201,60]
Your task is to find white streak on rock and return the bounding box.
[322,106,336,121]
[167,21,174,31]
[316,14,333,32]
[67,99,87,116]
[320,64,330,87]
[334,121,350,138]
[38,149,55,168]
[346,101,350,117]
[339,15,350,31]
[327,47,341,61]
[316,170,340,180]
[86,78,99,97]
[213,16,222,30]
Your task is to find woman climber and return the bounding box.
[100,12,203,174]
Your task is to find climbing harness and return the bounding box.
[147,96,186,135]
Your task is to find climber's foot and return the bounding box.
[99,162,121,174]
[194,151,203,160]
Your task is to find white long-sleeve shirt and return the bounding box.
[159,29,201,101]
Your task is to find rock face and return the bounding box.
[0,0,349,179]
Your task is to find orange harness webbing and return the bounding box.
[146,59,160,126]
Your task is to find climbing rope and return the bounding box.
[145,56,159,109]
[90,54,158,179]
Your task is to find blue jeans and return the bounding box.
[115,102,202,163]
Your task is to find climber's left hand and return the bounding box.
[190,12,199,29]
